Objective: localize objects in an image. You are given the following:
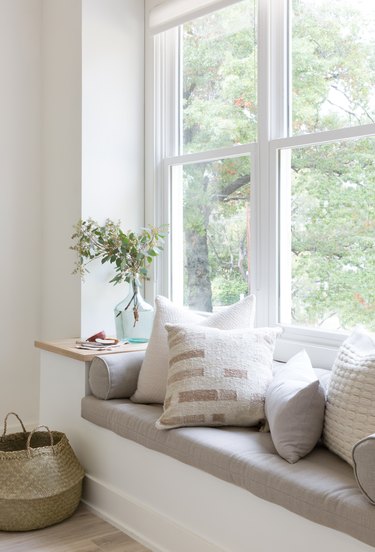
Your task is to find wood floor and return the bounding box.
[0,503,151,552]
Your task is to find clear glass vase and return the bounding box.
[114,278,154,343]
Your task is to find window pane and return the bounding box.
[292,0,375,135]
[171,156,251,311]
[182,1,257,154]
[280,136,375,331]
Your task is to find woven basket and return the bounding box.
[0,412,85,532]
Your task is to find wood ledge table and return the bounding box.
[35,338,148,363]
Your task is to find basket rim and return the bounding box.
[0,431,68,459]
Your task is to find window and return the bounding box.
[181,4,257,153]
[278,0,375,336]
[147,0,375,364]
[170,155,251,310]
[154,0,257,312]
[291,0,375,135]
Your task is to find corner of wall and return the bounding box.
[41,0,82,340]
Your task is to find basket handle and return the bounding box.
[26,425,55,458]
[1,412,27,440]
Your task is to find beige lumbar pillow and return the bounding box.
[323,327,375,466]
[155,324,281,430]
[131,294,256,404]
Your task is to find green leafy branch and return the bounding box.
[71,218,167,285]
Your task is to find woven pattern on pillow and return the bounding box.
[323,328,375,466]
[131,294,256,405]
[155,324,281,430]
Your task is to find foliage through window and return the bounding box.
[171,156,251,310]
[280,137,375,331]
[182,2,257,153]
[292,0,375,135]
[169,0,256,311]
[282,0,375,331]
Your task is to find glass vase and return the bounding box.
[114,278,154,343]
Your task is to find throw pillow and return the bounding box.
[352,433,375,505]
[131,294,256,404]
[155,324,281,430]
[89,352,144,400]
[323,327,375,466]
[265,350,326,463]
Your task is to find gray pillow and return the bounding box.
[353,434,375,505]
[89,351,145,400]
[265,350,326,463]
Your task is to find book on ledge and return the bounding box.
[75,338,125,351]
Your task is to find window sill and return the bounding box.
[274,325,347,368]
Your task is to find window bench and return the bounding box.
[37,340,375,552]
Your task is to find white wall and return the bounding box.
[81,0,145,338]
[42,0,145,340]
[0,0,145,428]
[0,0,42,428]
[41,0,82,340]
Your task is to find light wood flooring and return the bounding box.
[0,503,151,552]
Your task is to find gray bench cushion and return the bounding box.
[81,396,375,548]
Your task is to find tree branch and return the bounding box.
[329,84,374,124]
[325,98,361,124]
[211,175,250,202]
[207,233,232,267]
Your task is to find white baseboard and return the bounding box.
[82,474,224,552]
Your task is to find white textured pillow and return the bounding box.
[156,324,281,430]
[131,295,256,404]
[323,328,375,466]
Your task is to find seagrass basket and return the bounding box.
[0,412,85,532]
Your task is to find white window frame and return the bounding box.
[166,146,256,305]
[145,0,375,368]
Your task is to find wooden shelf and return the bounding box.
[35,338,147,362]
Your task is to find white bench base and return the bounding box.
[39,350,373,552]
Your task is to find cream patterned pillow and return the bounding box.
[131,295,256,404]
[155,324,281,430]
[323,328,375,466]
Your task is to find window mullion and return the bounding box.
[255,0,289,328]
[271,123,375,150]
[270,0,289,140]
[268,0,289,327]
[166,142,256,166]
[256,0,289,327]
